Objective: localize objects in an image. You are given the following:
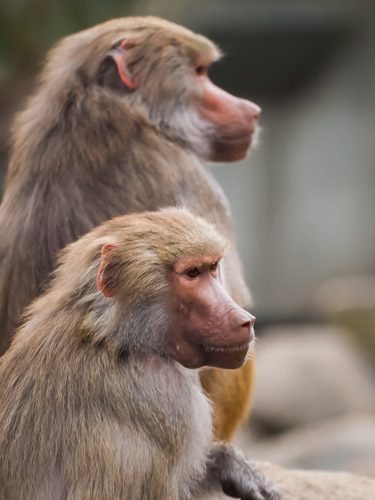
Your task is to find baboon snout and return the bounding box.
[230,310,255,341]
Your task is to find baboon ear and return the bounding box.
[97,244,117,298]
[97,39,139,91]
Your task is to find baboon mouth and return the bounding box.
[221,133,253,143]
[215,134,253,154]
[203,342,249,353]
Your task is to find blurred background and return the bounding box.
[1,0,375,478]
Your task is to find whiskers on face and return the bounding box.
[251,125,262,150]
[245,334,256,362]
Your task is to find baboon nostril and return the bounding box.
[241,320,251,330]
[240,315,255,341]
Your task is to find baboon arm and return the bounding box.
[193,443,280,500]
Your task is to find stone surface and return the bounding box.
[317,275,375,312]
[249,325,375,432]
[256,461,375,500]
[236,414,375,477]
[317,274,375,363]
[199,461,375,500]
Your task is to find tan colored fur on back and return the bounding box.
[0,16,253,444]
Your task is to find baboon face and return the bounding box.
[95,210,254,370]
[94,17,261,161]
[166,256,255,370]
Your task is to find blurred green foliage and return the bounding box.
[0,0,137,83]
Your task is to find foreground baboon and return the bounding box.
[0,209,278,500]
[0,17,261,440]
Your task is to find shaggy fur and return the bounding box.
[0,209,278,500]
[0,16,253,441]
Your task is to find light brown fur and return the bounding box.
[201,358,255,441]
[0,16,256,441]
[0,209,278,500]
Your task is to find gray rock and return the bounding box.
[317,275,375,363]
[199,460,375,499]
[235,415,375,477]
[250,325,375,432]
[317,275,375,313]
[257,461,375,500]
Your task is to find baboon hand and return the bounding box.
[207,443,280,500]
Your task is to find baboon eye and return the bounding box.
[210,261,218,271]
[195,65,206,76]
[186,267,200,278]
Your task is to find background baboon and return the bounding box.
[0,209,278,500]
[0,17,260,440]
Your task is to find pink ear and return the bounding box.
[97,244,117,298]
[112,39,139,90]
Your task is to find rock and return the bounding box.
[317,274,375,363]
[198,460,375,499]
[317,275,375,312]
[250,325,375,432]
[256,461,375,500]
[235,414,375,478]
